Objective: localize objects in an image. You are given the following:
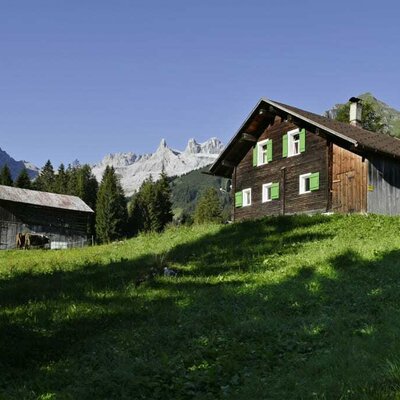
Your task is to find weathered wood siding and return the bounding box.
[0,201,90,250]
[367,157,400,215]
[331,145,367,213]
[234,118,329,221]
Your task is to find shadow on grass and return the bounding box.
[1,215,400,399]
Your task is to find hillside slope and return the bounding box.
[3,214,400,398]
[170,166,231,218]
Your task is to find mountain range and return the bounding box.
[0,148,39,180]
[91,137,223,196]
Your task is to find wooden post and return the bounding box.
[232,167,236,222]
[327,142,333,212]
[281,167,286,216]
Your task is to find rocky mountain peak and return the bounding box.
[157,138,168,150]
[98,152,137,168]
[185,138,201,154]
[201,137,224,154]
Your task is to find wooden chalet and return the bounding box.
[209,98,400,221]
[0,185,94,249]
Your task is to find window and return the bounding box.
[255,139,272,166]
[262,182,280,202]
[283,128,306,158]
[288,129,300,157]
[299,173,311,194]
[235,188,253,207]
[262,183,273,202]
[242,188,252,206]
[299,172,320,194]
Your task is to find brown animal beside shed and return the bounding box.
[16,233,26,249]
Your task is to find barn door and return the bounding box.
[332,171,356,212]
[0,222,8,250]
[331,145,367,213]
[0,222,10,250]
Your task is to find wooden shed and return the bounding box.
[209,98,400,221]
[0,185,94,249]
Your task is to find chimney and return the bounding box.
[349,97,362,127]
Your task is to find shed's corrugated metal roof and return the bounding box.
[0,185,94,213]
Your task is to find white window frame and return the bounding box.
[257,139,270,166]
[288,128,301,157]
[299,173,312,194]
[262,183,273,203]
[242,188,252,207]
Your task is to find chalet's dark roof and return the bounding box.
[209,98,400,178]
[0,185,94,213]
[272,100,400,157]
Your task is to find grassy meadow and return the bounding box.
[2,214,400,398]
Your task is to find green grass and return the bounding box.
[2,214,400,399]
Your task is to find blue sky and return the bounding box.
[1,0,399,167]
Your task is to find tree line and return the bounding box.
[0,160,199,243]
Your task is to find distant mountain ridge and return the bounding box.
[0,147,39,180]
[92,137,224,196]
[326,92,400,137]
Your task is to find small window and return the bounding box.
[257,139,271,166]
[242,188,252,207]
[288,129,300,157]
[262,183,273,203]
[299,173,312,194]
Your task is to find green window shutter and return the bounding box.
[267,140,273,162]
[300,129,306,153]
[271,182,280,200]
[282,134,288,158]
[252,145,258,167]
[310,172,320,191]
[235,191,243,207]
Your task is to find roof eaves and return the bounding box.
[208,99,265,174]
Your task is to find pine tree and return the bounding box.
[127,173,173,234]
[128,193,145,236]
[152,171,173,231]
[0,165,13,186]
[15,168,31,189]
[54,163,68,194]
[194,187,223,224]
[66,164,79,196]
[76,165,98,210]
[76,164,98,237]
[135,176,155,232]
[95,166,127,243]
[34,160,55,192]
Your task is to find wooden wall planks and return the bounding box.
[368,156,400,215]
[331,145,367,213]
[233,118,329,221]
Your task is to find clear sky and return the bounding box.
[1,0,399,167]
